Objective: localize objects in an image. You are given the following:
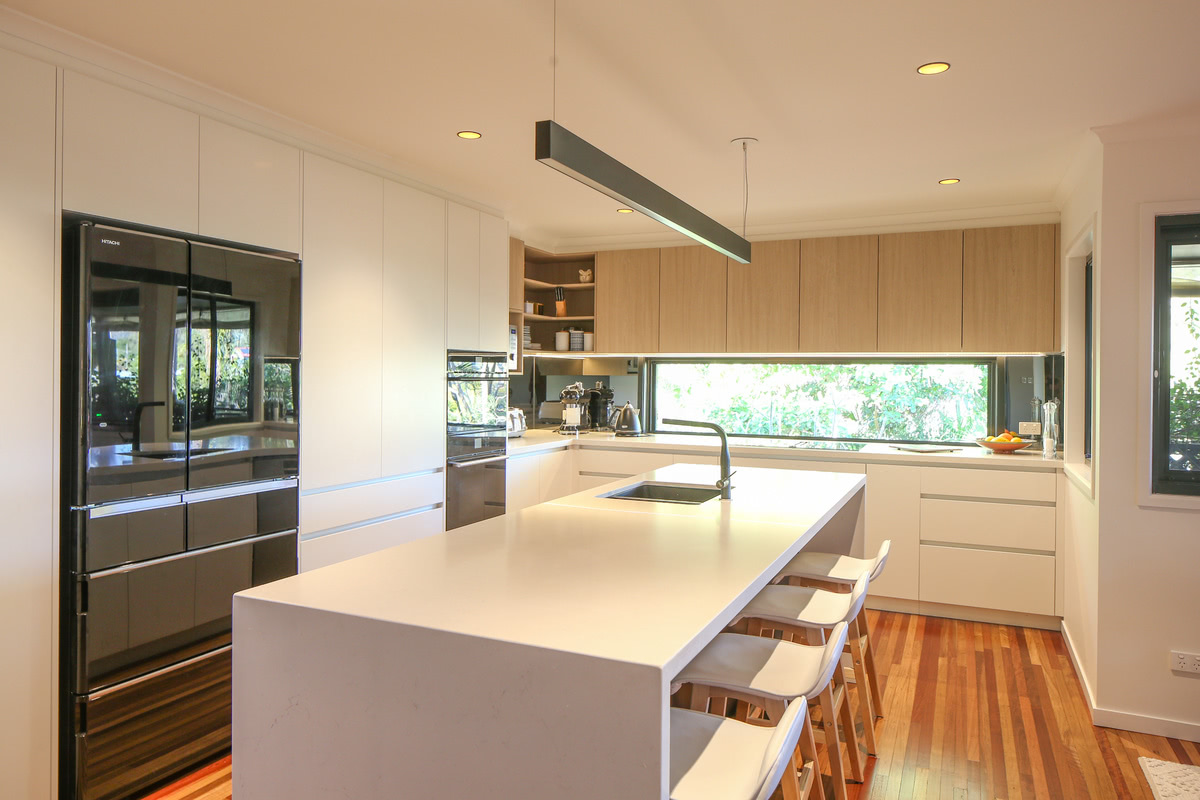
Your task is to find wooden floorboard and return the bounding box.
[142,611,1197,800]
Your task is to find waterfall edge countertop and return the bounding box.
[232,464,865,800]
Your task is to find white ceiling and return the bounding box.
[8,0,1200,250]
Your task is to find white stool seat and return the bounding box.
[676,625,848,702]
[742,584,854,628]
[777,541,890,586]
[669,701,807,800]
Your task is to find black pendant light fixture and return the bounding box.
[535,121,752,263]
[533,2,751,264]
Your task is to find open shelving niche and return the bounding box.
[521,247,597,357]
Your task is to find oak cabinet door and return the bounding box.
[300,153,384,491]
[383,180,446,477]
[595,248,660,353]
[962,224,1057,352]
[63,71,199,232]
[878,230,963,352]
[799,235,878,352]
[199,118,301,252]
[659,246,727,353]
[727,240,800,352]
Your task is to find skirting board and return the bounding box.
[866,595,1062,631]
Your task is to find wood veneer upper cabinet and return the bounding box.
[878,230,963,352]
[595,248,660,353]
[659,246,727,353]
[962,224,1057,352]
[509,237,525,312]
[727,240,800,352]
[799,235,878,352]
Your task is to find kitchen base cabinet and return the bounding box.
[538,449,577,502]
[864,465,920,601]
[506,454,542,512]
[301,508,443,571]
[919,544,1055,616]
[300,472,445,535]
[920,497,1055,552]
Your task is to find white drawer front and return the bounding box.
[576,448,675,476]
[919,544,1055,615]
[301,471,444,535]
[920,498,1055,552]
[920,467,1055,503]
[301,508,443,571]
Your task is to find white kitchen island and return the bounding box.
[232,463,865,799]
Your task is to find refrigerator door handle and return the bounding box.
[86,528,297,579]
[85,644,233,701]
[183,477,299,504]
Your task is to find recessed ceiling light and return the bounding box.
[456,130,482,139]
[917,62,951,75]
[938,177,961,185]
[616,208,634,214]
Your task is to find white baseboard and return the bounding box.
[1059,620,1099,711]
[1091,707,1200,743]
[865,595,1062,631]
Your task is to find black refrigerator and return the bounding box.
[60,218,301,800]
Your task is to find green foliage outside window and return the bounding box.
[1168,297,1200,470]
[654,361,989,443]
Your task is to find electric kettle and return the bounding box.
[611,402,644,437]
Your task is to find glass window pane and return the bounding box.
[1167,242,1200,474]
[653,361,989,443]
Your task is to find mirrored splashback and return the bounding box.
[999,354,1064,443]
[510,356,643,428]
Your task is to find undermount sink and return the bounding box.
[601,481,722,505]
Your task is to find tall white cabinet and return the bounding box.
[0,47,57,800]
[447,201,509,353]
[300,154,385,490]
[62,71,200,232]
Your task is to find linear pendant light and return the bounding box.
[535,120,752,263]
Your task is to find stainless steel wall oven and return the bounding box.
[445,351,508,530]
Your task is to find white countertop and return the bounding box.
[237,463,865,675]
[507,427,1063,471]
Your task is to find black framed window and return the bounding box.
[1152,215,1200,495]
[648,358,994,445]
[1084,257,1095,462]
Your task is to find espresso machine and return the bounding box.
[557,382,588,435]
[587,381,615,431]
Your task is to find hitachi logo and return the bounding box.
[100,238,120,246]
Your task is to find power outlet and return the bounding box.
[1170,650,1200,673]
[1018,421,1042,436]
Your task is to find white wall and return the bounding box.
[1056,135,1102,697]
[1092,123,1200,738]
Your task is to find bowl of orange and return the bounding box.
[976,431,1036,454]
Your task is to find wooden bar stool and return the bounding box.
[773,542,890,733]
[676,623,849,800]
[740,573,874,767]
[670,697,814,800]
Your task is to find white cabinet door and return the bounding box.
[63,71,199,232]
[0,47,56,800]
[864,464,920,601]
[300,154,384,490]
[538,449,576,502]
[478,211,510,353]
[919,544,1055,615]
[446,202,480,350]
[199,117,301,252]
[382,181,446,476]
[301,508,444,571]
[506,454,541,512]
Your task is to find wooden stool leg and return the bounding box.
[689,684,712,713]
[858,608,884,718]
[815,688,849,800]
[832,668,865,782]
[848,619,878,756]
[764,699,802,800]
[796,705,826,800]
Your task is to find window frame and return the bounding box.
[1152,213,1200,496]
[645,355,998,446]
[1084,256,1095,463]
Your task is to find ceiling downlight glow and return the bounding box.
[456,130,482,139]
[917,62,951,75]
[938,178,961,185]
[616,208,634,213]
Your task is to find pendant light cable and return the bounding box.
[742,139,749,238]
[552,0,557,119]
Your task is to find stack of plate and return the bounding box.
[522,325,532,347]
[569,330,585,351]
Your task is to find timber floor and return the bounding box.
[141,610,1200,800]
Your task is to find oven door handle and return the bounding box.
[449,454,509,468]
